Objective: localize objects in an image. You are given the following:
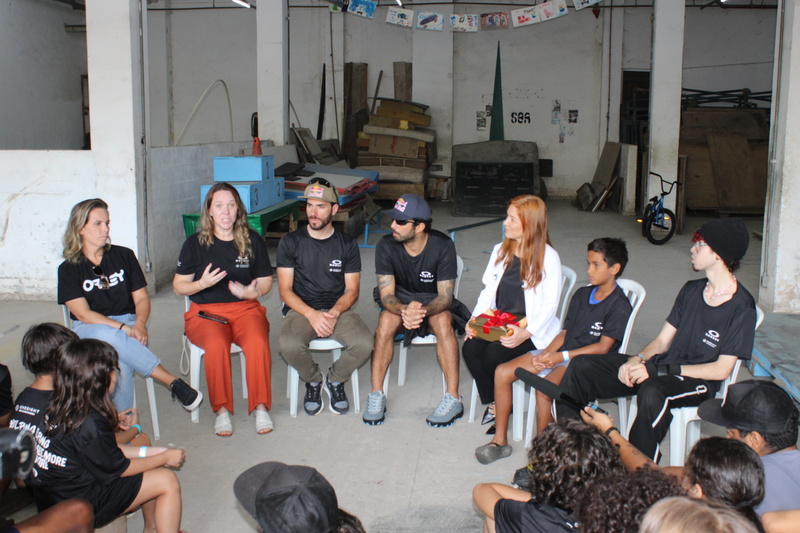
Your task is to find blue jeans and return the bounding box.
[72,314,161,411]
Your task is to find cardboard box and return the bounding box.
[358,154,427,170]
[468,310,528,342]
[213,155,275,182]
[368,134,420,158]
[201,177,285,213]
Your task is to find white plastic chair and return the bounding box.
[286,338,361,417]
[62,306,161,440]
[183,296,248,423]
[383,255,464,398]
[498,265,577,439]
[625,305,764,466]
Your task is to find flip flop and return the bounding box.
[215,411,233,437]
[475,442,512,465]
[255,410,274,435]
[481,402,496,425]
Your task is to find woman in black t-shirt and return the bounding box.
[462,195,562,464]
[57,199,202,414]
[43,338,185,530]
[173,183,274,437]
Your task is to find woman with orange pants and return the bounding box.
[173,182,274,437]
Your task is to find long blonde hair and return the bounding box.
[496,195,550,289]
[62,198,110,264]
[198,182,252,258]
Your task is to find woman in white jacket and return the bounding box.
[463,195,561,464]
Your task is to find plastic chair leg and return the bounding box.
[145,377,160,441]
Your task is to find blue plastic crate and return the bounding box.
[213,155,275,183]
[201,178,284,213]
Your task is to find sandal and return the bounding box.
[475,442,512,465]
[481,402,496,425]
[215,411,233,437]
[255,409,273,435]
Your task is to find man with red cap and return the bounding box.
[556,218,757,461]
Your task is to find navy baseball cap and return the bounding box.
[384,194,431,221]
[698,380,797,434]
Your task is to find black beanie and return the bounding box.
[697,218,749,264]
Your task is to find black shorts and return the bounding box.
[89,473,143,527]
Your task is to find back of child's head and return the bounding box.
[587,237,628,278]
[21,323,78,376]
[48,338,119,435]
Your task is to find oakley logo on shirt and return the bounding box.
[590,321,604,337]
[83,269,125,291]
[329,259,343,273]
[420,271,434,283]
[702,329,720,348]
[235,256,250,269]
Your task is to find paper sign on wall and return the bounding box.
[417,12,445,31]
[450,14,479,32]
[480,12,509,30]
[387,6,414,27]
[539,0,569,21]
[572,0,602,10]
[347,0,376,19]
[511,6,541,28]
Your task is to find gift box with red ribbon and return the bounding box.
[468,309,528,342]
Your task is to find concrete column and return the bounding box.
[760,0,800,313]
[257,2,289,144]
[647,1,684,211]
[85,0,144,253]
[412,28,454,179]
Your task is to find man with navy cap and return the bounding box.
[556,218,757,461]
[363,194,469,427]
[698,379,800,515]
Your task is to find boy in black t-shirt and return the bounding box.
[556,218,757,462]
[476,238,633,465]
[276,179,372,417]
[364,194,470,428]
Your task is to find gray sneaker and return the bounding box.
[362,391,387,425]
[325,374,349,415]
[304,381,324,416]
[426,393,463,427]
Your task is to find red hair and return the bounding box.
[496,195,551,289]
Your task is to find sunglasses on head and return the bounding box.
[308,177,333,188]
[92,265,111,290]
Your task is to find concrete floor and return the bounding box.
[0,199,771,532]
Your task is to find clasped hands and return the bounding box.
[401,301,426,330]
[618,356,650,387]
[308,309,340,338]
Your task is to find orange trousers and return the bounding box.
[184,300,272,414]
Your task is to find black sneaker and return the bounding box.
[325,374,349,415]
[170,378,203,411]
[512,463,534,491]
[304,381,324,416]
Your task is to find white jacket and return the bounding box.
[471,242,562,349]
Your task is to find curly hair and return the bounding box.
[685,437,765,532]
[496,195,551,290]
[46,338,119,436]
[576,467,685,533]
[198,182,253,259]
[62,198,110,264]
[526,419,624,513]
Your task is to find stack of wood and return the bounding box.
[355,98,437,197]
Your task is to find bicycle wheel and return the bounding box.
[645,208,676,245]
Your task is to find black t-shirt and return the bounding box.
[0,364,12,418]
[9,388,53,494]
[496,257,526,316]
[656,279,756,366]
[57,246,147,319]
[495,498,580,533]
[374,229,457,294]
[176,230,273,304]
[276,227,361,313]
[561,285,632,353]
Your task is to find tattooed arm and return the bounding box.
[378,274,406,315]
[422,279,455,317]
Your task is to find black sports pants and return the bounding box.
[556,353,712,461]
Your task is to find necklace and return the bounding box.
[705,276,737,300]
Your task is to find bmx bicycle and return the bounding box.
[639,172,678,245]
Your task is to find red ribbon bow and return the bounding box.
[478,311,520,334]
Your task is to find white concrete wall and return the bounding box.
[0,1,87,150]
[623,6,776,103]
[0,0,142,300]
